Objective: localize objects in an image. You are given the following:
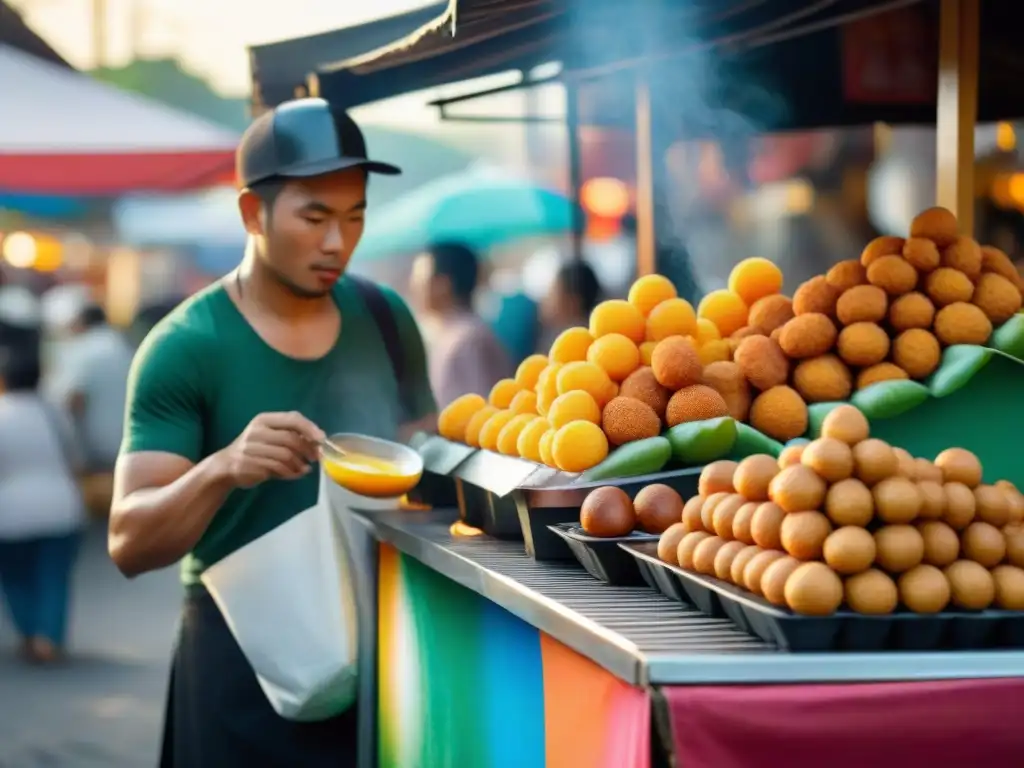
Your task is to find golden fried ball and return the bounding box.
[665,385,730,427]
[933,302,993,346]
[837,322,890,367]
[889,291,936,332]
[861,235,906,267]
[981,245,1024,289]
[701,360,752,422]
[902,237,941,272]
[778,313,838,359]
[891,329,941,380]
[941,236,983,280]
[734,335,789,391]
[856,362,909,391]
[650,336,703,390]
[749,385,809,442]
[619,366,670,421]
[910,206,958,247]
[924,267,974,307]
[972,272,1023,324]
[866,255,918,296]
[792,276,839,318]
[826,260,867,292]
[792,354,853,403]
[836,285,888,326]
[602,397,661,446]
[748,294,795,334]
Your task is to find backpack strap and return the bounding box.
[348,275,409,408]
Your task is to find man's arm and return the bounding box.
[383,287,438,441]
[108,325,233,577]
[109,326,326,578]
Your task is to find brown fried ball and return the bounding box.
[892,329,941,380]
[666,385,730,427]
[910,206,958,247]
[889,291,936,331]
[861,236,906,268]
[651,336,702,390]
[902,237,941,272]
[933,302,993,346]
[792,354,853,403]
[602,397,661,446]
[793,276,839,317]
[618,366,670,421]
[866,255,918,296]
[778,313,838,359]
[856,363,909,390]
[749,385,809,442]
[942,236,983,280]
[734,335,789,391]
[972,272,1023,324]
[701,361,752,422]
[748,294,795,334]
[981,245,1024,289]
[836,285,888,326]
[924,267,974,306]
[837,322,890,367]
[826,260,867,292]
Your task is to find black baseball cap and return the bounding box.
[237,97,401,187]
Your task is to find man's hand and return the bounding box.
[221,411,326,488]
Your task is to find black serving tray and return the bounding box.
[620,542,1024,652]
[548,523,659,585]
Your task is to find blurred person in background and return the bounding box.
[48,303,133,519]
[0,341,84,664]
[411,242,512,408]
[537,259,602,353]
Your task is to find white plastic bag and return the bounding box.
[201,467,393,722]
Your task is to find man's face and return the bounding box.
[240,168,367,298]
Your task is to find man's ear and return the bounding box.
[238,189,266,235]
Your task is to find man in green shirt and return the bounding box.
[108,98,436,767]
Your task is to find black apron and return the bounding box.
[159,586,358,768]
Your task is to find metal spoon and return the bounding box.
[320,436,348,457]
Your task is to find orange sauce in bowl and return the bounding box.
[322,452,422,498]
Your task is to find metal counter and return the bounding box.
[360,508,1024,686]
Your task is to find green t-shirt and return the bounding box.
[121,277,436,584]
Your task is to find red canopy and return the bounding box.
[0,45,238,195]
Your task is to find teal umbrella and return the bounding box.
[355,169,577,261]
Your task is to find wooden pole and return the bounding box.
[635,71,656,275]
[566,81,585,261]
[935,0,980,236]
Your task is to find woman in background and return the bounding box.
[0,352,84,663]
[537,260,602,353]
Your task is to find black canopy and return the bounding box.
[315,0,1024,131]
[248,3,445,110]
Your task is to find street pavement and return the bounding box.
[0,523,180,768]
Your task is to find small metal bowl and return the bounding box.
[319,433,424,498]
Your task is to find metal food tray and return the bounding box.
[621,542,1024,653]
[518,466,702,561]
[547,523,659,586]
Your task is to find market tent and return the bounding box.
[249,3,446,110]
[317,0,1024,131]
[0,45,238,196]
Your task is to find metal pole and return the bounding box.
[566,81,584,261]
[635,70,656,276]
[935,0,980,235]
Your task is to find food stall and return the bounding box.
[313,1,1024,766]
